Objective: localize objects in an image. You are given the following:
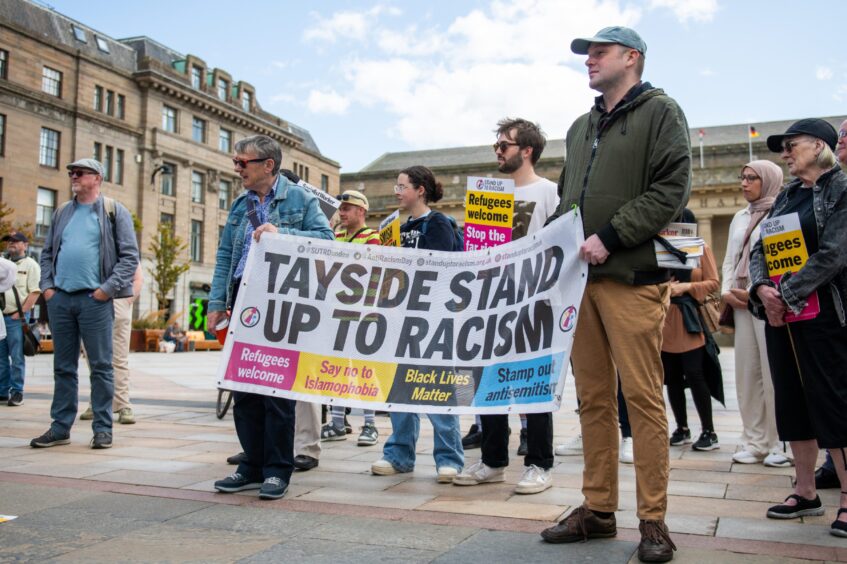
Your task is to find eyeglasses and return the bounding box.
[780,139,809,153]
[393,184,413,194]
[738,174,761,183]
[67,170,97,178]
[232,157,268,168]
[839,130,847,139]
[493,141,520,153]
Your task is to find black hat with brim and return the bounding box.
[766,118,838,153]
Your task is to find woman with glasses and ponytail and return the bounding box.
[748,118,847,538]
[370,165,464,482]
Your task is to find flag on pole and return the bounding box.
[748,126,760,138]
[698,129,705,140]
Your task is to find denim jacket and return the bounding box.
[39,194,140,299]
[209,175,334,313]
[748,165,847,326]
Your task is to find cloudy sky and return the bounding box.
[49,0,846,172]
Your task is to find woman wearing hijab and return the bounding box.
[722,160,792,467]
[748,118,847,538]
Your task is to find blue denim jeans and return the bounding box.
[47,291,114,435]
[382,412,464,472]
[0,315,25,394]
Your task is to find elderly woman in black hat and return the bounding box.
[748,118,847,538]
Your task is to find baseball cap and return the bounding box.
[337,190,369,211]
[766,118,838,153]
[66,158,105,176]
[1,231,28,243]
[571,26,647,55]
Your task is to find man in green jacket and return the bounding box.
[540,27,690,563]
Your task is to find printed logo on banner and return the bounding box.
[559,306,577,332]
[386,364,483,406]
[240,307,261,328]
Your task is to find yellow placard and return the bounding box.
[379,219,400,247]
[762,230,808,277]
[465,191,514,228]
[293,352,396,403]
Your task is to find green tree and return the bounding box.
[149,222,190,311]
[0,201,33,241]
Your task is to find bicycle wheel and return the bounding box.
[216,388,233,419]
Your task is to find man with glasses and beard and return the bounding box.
[31,158,139,451]
[209,135,333,500]
[454,118,559,494]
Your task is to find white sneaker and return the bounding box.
[619,437,634,464]
[436,466,459,483]
[763,452,794,468]
[554,434,583,456]
[371,459,398,476]
[732,448,765,464]
[452,460,506,486]
[514,464,553,494]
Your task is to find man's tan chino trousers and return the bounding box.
[571,278,671,521]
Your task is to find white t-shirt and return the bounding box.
[513,177,559,239]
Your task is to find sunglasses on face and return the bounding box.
[738,174,761,182]
[232,157,268,168]
[493,141,520,153]
[780,139,810,153]
[67,170,97,178]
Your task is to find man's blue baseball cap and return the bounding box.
[571,26,647,55]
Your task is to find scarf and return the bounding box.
[734,160,783,288]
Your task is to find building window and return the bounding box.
[191,171,205,203]
[39,128,60,167]
[103,146,113,182]
[192,117,206,143]
[36,188,56,238]
[321,174,329,192]
[217,78,228,101]
[219,128,231,153]
[94,85,103,111]
[160,212,174,226]
[105,90,114,116]
[0,114,5,157]
[94,141,102,162]
[161,162,175,196]
[0,50,7,79]
[95,36,110,53]
[218,224,225,246]
[72,25,87,42]
[242,90,252,112]
[42,66,62,97]
[162,105,177,132]
[218,179,231,210]
[191,66,202,89]
[117,94,125,119]
[190,220,203,262]
[114,149,124,185]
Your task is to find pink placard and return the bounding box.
[224,341,300,390]
[464,224,512,251]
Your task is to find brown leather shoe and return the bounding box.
[540,506,617,543]
[637,520,676,562]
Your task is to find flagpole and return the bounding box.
[748,124,753,162]
[698,129,705,169]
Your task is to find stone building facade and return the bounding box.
[0,0,339,322]
[342,116,846,272]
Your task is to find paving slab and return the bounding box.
[420,497,567,521]
[239,537,442,563]
[434,529,638,563]
[717,516,843,548]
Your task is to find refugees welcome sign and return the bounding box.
[217,210,586,414]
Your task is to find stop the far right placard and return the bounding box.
[464,176,515,251]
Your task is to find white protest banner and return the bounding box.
[217,210,587,414]
[298,181,340,220]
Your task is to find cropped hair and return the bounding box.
[401,165,443,204]
[234,135,282,176]
[495,118,547,165]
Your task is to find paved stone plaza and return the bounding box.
[0,350,842,562]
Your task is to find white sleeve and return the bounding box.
[0,257,16,292]
[721,210,748,294]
